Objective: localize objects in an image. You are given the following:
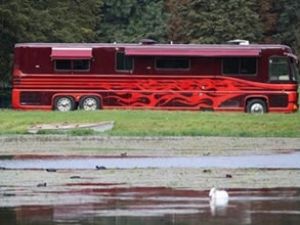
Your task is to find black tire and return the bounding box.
[246,99,267,114]
[79,96,101,111]
[54,96,76,112]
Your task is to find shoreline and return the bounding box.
[0,135,299,156]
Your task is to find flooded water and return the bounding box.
[0,186,300,225]
[1,152,300,169]
[1,151,300,224]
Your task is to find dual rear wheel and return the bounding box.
[54,96,100,112]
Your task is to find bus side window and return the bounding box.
[269,57,290,81]
[55,60,72,71]
[223,58,256,75]
[73,60,90,71]
[223,58,239,74]
[54,60,90,72]
[116,52,133,71]
[155,58,190,70]
[240,58,256,74]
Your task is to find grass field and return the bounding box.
[0,109,299,137]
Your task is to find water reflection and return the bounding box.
[1,152,300,169]
[1,187,300,225]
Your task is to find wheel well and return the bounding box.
[245,97,268,112]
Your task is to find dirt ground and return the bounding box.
[0,135,299,156]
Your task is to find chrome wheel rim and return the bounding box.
[56,97,72,112]
[82,98,98,111]
[250,103,264,114]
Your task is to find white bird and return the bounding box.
[209,187,229,216]
[209,187,229,206]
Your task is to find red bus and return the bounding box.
[12,42,299,113]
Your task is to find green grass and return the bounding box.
[0,109,299,137]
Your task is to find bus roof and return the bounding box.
[15,43,294,58]
[15,42,291,51]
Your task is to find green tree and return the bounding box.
[273,0,300,56]
[0,0,102,85]
[27,0,102,42]
[96,0,167,43]
[257,0,277,43]
[168,0,263,44]
[0,0,30,85]
[165,0,191,43]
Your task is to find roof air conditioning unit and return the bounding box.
[227,40,250,45]
[140,39,157,45]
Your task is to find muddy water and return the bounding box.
[1,152,300,224]
[1,152,300,169]
[0,186,300,225]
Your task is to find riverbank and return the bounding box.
[0,135,300,156]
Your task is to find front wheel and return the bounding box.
[79,96,101,111]
[246,99,267,114]
[54,96,75,112]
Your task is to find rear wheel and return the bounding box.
[246,99,267,114]
[54,96,75,112]
[79,96,100,111]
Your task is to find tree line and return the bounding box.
[0,0,299,85]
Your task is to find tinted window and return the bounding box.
[223,57,257,75]
[290,58,299,82]
[240,58,256,74]
[223,58,239,74]
[116,52,133,71]
[73,60,90,70]
[156,58,190,69]
[55,60,90,71]
[55,60,72,70]
[269,57,290,81]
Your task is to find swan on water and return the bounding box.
[209,187,229,216]
[209,187,229,205]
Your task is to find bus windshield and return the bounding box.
[290,58,299,82]
[269,56,299,82]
